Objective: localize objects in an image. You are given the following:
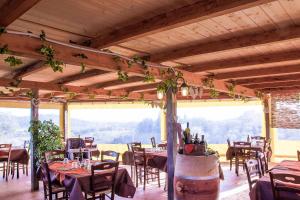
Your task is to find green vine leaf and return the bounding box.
[0,27,6,35]
[73,53,88,59]
[39,30,46,41]
[255,91,264,100]
[60,86,69,93]
[0,44,9,54]
[82,40,91,47]
[117,70,129,82]
[80,63,86,73]
[225,81,236,99]
[143,71,155,83]
[26,90,34,99]
[202,76,219,98]
[4,56,23,67]
[38,44,64,72]
[67,92,76,99]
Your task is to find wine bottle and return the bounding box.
[194,133,200,144]
[200,135,207,153]
[185,122,191,143]
[247,135,250,142]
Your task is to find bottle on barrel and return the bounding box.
[185,122,191,143]
[199,135,207,154]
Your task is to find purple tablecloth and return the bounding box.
[250,160,300,200]
[49,162,135,200]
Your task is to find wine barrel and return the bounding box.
[174,154,220,200]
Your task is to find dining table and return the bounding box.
[250,160,300,200]
[226,144,263,161]
[48,161,136,200]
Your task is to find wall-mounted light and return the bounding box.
[180,82,189,96]
[157,90,164,100]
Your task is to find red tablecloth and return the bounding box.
[250,160,300,200]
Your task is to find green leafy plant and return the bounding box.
[4,56,23,67]
[0,44,9,54]
[39,30,46,41]
[25,90,34,99]
[38,44,64,72]
[117,70,129,82]
[255,91,264,100]
[202,76,219,98]
[225,81,236,99]
[73,53,88,73]
[28,120,63,167]
[144,71,155,83]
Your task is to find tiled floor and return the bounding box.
[0,163,262,200]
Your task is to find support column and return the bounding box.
[160,109,167,142]
[66,104,71,138]
[263,98,271,140]
[59,103,66,140]
[30,89,39,191]
[166,88,177,200]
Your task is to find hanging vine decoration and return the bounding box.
[37,31,64,72]
[9,78,22,87]
[225,80,236,99]
[67,92,76,100]
[60,85,69,93]
[25,90,34,99]
[0,44,9,54]
[117,70,129,82]
[120,91,130,100]
[143,70,155,83]
[156,68,185,94]
[255,90,264,100]
[73,53,88,73]
[4,56,23,67]
[0,27,6,35]
[88,92,96,99]
[238,91,250,103]
[202,76,219,98]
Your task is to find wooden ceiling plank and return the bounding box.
[53,69,108,84]
[0,33,256,97]
[91,0,275,48]
[0,0,41,27]
[9,60,46,79]
[235,74,300,85]
[213,64,300,80]
[127,83,159,92]
[247,80,300,89]
[185,50,300,73]
[91,76,145,88]
[152,25,300,62]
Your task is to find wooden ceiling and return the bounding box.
[0,0,299,102]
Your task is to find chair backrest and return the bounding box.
[90,161,119,195]
[233,142,251,158]
[269,172,300,200]
[227,138,231,147]
[84,137,94,148]
[127,142,141,151]
[257,152,268,175]
[101,150,120,162]
[44,150,65,163]
[233,141,251,147]
[66,138,85,150]
[297,150,300,161]
[0,144,12,161]
[244,159,262,190]
[40,162,54,198]
[150,137,156,148]
[251,136,265,141]
[132,146,146,167]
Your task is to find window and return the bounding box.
[0,108,59,147]
[277,128,300,140]
[177,105,263,144]
[70,107,161,144]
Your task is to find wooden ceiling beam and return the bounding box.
[53,69,108,84]
[247,80,300,89]
[235,74,300,86]
[151,25,300,62]
[0,77,156,100]
[91,76,145,89]
[91,0,274,48]
[0,0,41,27]
[0,33,256,97]
[213,64,300,80]
[127,83,159,92]
[9,60,46,79]
[184,50,300,73]
[261,86,300,94]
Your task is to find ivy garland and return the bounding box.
[143,71,155,83]
[202,76,219,98]
[139,93,144,102]
[38,44,64,72]
[73,53,88,73]
[4,56,23,67]
[225,81,236,99]
[156,68,185,94]
[117,70,129,82]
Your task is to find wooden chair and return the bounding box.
[251,136,265,141]
[269,172,300,200]
[0,144,12,181]
[100,150,120,162]
[85,162,119,200]
[297,150,300,161]
[12,140,30,179]
[233,141,251,176]
[157,143,167,150]
[127,142,141,179]
[257,152,268,176]
[40,162,68,200]
[150,137,156,148]
[44,150,66,163]
[132,147,160,190]
[227,138,235,171]
[244,159,262,191]
[84,137,94,148]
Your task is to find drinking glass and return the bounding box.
[63,158,69,164]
